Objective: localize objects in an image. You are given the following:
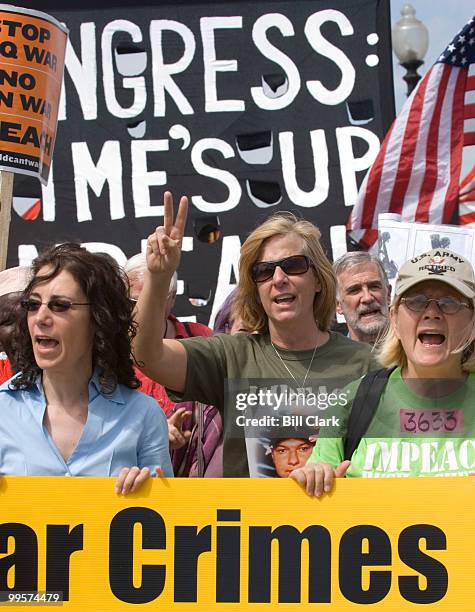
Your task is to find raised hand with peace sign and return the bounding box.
[133,191,189,394]
[145,191,188,278]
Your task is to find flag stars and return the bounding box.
[469,38,475,45]
[461,57,468,65]
[459,35,466,43]
[447,43,456,53]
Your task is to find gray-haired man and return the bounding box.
[334,252,391,345]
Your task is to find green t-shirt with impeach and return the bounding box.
[171,331,376,476]
[309,368,475,477]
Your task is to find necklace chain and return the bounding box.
[270,341,318,389]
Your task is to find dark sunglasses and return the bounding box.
[251,255,311,283]
[21,298,91,313]
[401,295,472,315]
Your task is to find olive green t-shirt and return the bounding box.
[172,331,376,476]
[309,368,475,477]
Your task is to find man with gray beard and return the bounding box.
[334,252,391,345]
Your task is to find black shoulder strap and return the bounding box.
[183,321,193,337]
[343,367,395,461]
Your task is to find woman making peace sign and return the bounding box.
[133,193,374,478]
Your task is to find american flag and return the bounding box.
[348,16,475,249]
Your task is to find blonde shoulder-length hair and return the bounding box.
[234,212,336,333]
[378,296,475,373]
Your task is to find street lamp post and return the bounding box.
[392,4,429,96]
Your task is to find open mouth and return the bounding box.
[359,308,381,319]
[418,333,445,346]
[36,337,59,349]
[274,295,295,305]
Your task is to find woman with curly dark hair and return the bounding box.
[0,243,172,493]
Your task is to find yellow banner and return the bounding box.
[0,476,473,610]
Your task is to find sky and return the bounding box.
[390,0,474,177]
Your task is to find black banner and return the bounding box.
[8,0,394,324]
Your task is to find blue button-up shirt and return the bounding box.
[0,371,172,477]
